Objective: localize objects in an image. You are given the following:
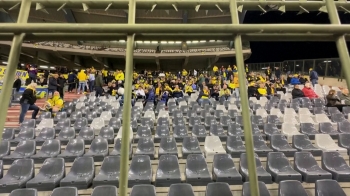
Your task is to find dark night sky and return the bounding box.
[243,11,350,63]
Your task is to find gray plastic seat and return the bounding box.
[2,128,14,141]
[58,138,85,162]
[188,116,201,130]
[31,139,61,163]
[131,119,138,132]
[15,119,36,133]
[60,157,94,189]
[226,136,246,158]
[173,125,188,142]
[36,112,52,124]
[319,122,339,139]
[58,127,76,145]
[168,183,195,196]
[214,110,224,121]
[204,116,217,130]
[0,160,3,178]
[322,151,350,182]
[99,126,115,144]
[173,117,186,127]
[53,111,67,123]
[251,115,264,129]
[3,140,36,164]
[239,153,272,184]
[0,159,34,193]
[93,156,120,187]
[294,152,332,183]
[182,136,202,159]
[292,135,322,156]
[228,109,238,119]
[35,127,56,145]
[135,126,152,143]
[128,155,152,187]
[267,115,282,128]
[158,137,178,157]
[266,152,302,183]
[9,188,38,196]
[154,125,170,143]
[253,135,272,157]
[157,117,169,127]
[235,116,243,127]
[213,154,242,185]
[0,141,10,159]
[155,155,181,187]
[338,133,350,154]
[278,180,308,196]
[227,123,244,138]
[315,179,346,196]
[91,185,117,196]
[26,158,65,191]
[191,125,206,142]
[135,137,155,159]
[210,124,227,141]
[50,187,78,196]
[13,128,35,144]
[206,182,233,196]
[84,138,108,161]
[110,138,132,159]
[140,117,154,131]
[263,123,280,140]
[70,111,82,124]
[331,113,346,123]
[108,117,121,133]
[219,116,232,130]
[73,117,88,132]
[185,154,212,186]
[338,121,350,133]
[77,127,95,144]
[54,119,71,133]
[300,123,319,140]
[270,135,297,157]
[130,185,156,196]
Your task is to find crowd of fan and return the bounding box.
[161,47,232,53]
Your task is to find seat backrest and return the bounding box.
[279,180,308,196]
[15,140,36,154]
[70,157,94,175]
[206,182,233,196]
[91,186,117,196]
[186,154,208,171]
[9,189,38,196]
[267,152,291,171]
[7,159,34,178]
[315,180,347,196]
[182,136,200,150]
[322,151,348,169]
[40,139,61,154]
[65,138,85,152]
[90,138,108,152]
[38,158,65,177]
[130,185,156,196]
[168,184,195,196]
[51,187,78,196]
[242,181,271,196]
[99,156,120,175]
[294,152,318,169]
[158,155,180,173]
[129,155,151,173]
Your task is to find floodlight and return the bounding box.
[237,5,244,13]
[195,4,201,12]
[151,41,158,44]
[161,41,167,44]
[36,3,49,14]
[192,41,199,43]
[9,2,20,11]
[200,40,206,43]
[119,40,125,43]
[144,41,151,43]
[172,4,178,12]
[136,41,143,43]
[168,41,175,44]
[40,65,48,69]
[318,6,328,13]
[186,41,192,43]
[175,41,181,44]
[82,3,89,12]
[278,5,286,14]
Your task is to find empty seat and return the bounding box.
[158,137,178,157]
[90,118,105,134]
[173,125,188,142]
[77,127,95,144]
[322,151,350,182]
[154,125,170,143]
[204,136,226,160]
[300,123,319,140]
[270,134,297,157]
[278,180,308,196]
[185,154,212,186]
[213,154,242,185]
[182,136,202,159]
[57,127,76,145]
[53,111,67,123]
[36,118,54,130]
[128,155,152,187]
[110,138,132,159]
[31,139,61,163]
[108,118,121,133]
[60,157,94,189]
[204,116,217,130]
[50,187,78,196]
[100,111,113,124]
[54,119,71,133]
[93,156,120,187]
[219,116,232,130]
[227,123,244,138]
[338,133,350,154]
[331,113,346,123]
[26,158,65,191]
[226,136,245,158]
[242,181,271,196]
[266,152,302,183]
[116,126,134,143]
[15,119,36,133]
[3,140,36,164]
[315,114,331,123]
[85,112,97,124]
[209,124,226,141]
[319,122,339,139]
[282,123,302,143]
[13,128,35,144]
[263,123,280,140]
[292,135,322,156]
[98,126,115,144]
[251,115,264,129]
[253,135,273,157]
[58,138,85,162]
[9,189,37,196]
[206,182,233,196]
[315,179,346,196]
[239,153,272,184]
[188,116,201,130]
[73,117,88,132]
[130,185,156,196]
[0,159,34,193]
[84,138,108,161]
[157,117,169,127]
[0,141,10,159]
[155,155,181,187]
[2,128,14,141]
[168,183,195,196]
[135,137,155,159]
[91,185,117,196]
[135,126,152,143]
[338,121,350,134]
[315,134,347,156]
[191,125,207,142]
[35,127,55,145]
[293,152,332,183]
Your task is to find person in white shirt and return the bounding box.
[135,86,146,100]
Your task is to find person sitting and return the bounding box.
[197,86,210,105]
[302,82,318,99]
[219,84,231,101]
[135,86,146,100]
[210,85,220,101]
[291,84,305,99]
[172,85,184,98]
[248,82,259,99]
[290,74,301,85]
[144,87,156,106]
[326,89,341,107]
[275,79,286,94]
[43,91,64,116]
[185,82,194,96]
[339,88,350,105]
[257,83,270,100]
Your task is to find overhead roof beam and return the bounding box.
[0,1,349,11]
[0,10,14,22]
[64,9,83,45]
[182,10,188,23]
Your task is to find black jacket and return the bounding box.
[57,77,66,88]
[13,79,21,92]
[292,89,304,99]
[20,88,36,105]
[48,77,58,90]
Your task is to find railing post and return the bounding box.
[0,0,31,138]
[229,0,260,196]
[118,0,136,194]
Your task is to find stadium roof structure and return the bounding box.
[0,1,349,196]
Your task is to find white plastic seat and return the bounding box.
[89,96,96,102]
[315,114,331,123]
[228,104,240,111]
[283,114,298,125]
[282,123,303,143]
[110,102,120,109]
[100,111,112,124]
[179,101,187,107]
[158,110,170,120]
[75,102,85,109]
[284,108,297,116]
[144,111,156,122]
[259,97,268,103]
[270,108,283,118]
[36,119,54,130]
[78,96,86,102]
[299,114,316,124]
[90,118,105,134]
[256,109,268,120]
[204,136,226,160]
[216,105,227,113]
[299,108,312,116]
[134,102,143,109]
[116,126,134,143]
[256,100,267,107]
[315,134,347,156]
[249,97,258,103]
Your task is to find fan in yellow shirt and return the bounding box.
[43,91,64,116]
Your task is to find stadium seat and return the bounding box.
[36,112,52,124]
[73,117,88,132]
[292,135,322,156]
[128,155,152,187]
[191,125,207,142]
[135,137,155,159]
[212,154,242,185]
[16,119,36,133]
[315,134,347,156]
[70,111,82,124]
[227,123,244,138]
[188,116,201,130]
[9,189,37,196]
[135,126,152,143]
[253,135,273,157]
[86,111,98,124]
[31,139,61,163]
[26,158,65,191]
[263,123,280,140]
[266,115,282,129]
[182,136,202,159]
[116,126,134,143]
[91,185,117,196]
[206,182,233,196]
[100,111,112,124]
[242,181,271,196]
[140,117,154,131]
[294,152,332,183]
[93,156,120,187]
[54,118,71,133]
[110,138,132,159]
[278,180,308,196]
[157,117,170,127]
[155,155,181,187]
[90,118,105,134]
[13,127,35,144]
[60,157,94,189]
[3,140,36,164]
[319,122,339,139]
[130,185,156,196]
[226,136,246,158]
[98,126,115,144]
[77,127,95,144]
[239,153,272,184]
[2,128,14,141]
[204,116,217,130]
[58,138,85,162]
[35,127,55,145]
[266,152,302,182]
[84,138,109,161]
[185,154,212,186]
[158,137,178,157]
[154,125,170,143]
[315,114,331,123]
[315,179,346,196]
[219,116,232,130]
[168,184,195,196]
[0,141,10,159]
[270,134,297,157]
[173,125,188,142]
[299,123,318,140]
[321,151,350,182]
[204,136,226,159]
[50,187,78,196]
[282,123,302,143]
[57,127,76,145]
[108,117,121,133]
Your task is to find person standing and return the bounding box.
[77,69,87,94]
[19,83,39,124]
[265,66,272,79]
[88,69,95,92]
[48,74,59,97]
[275,67,281,79]
[309,68,319,87]
[13,75,22,92]
[57,73,66,98]
[27,65,38,82]
[94,71,104,97]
